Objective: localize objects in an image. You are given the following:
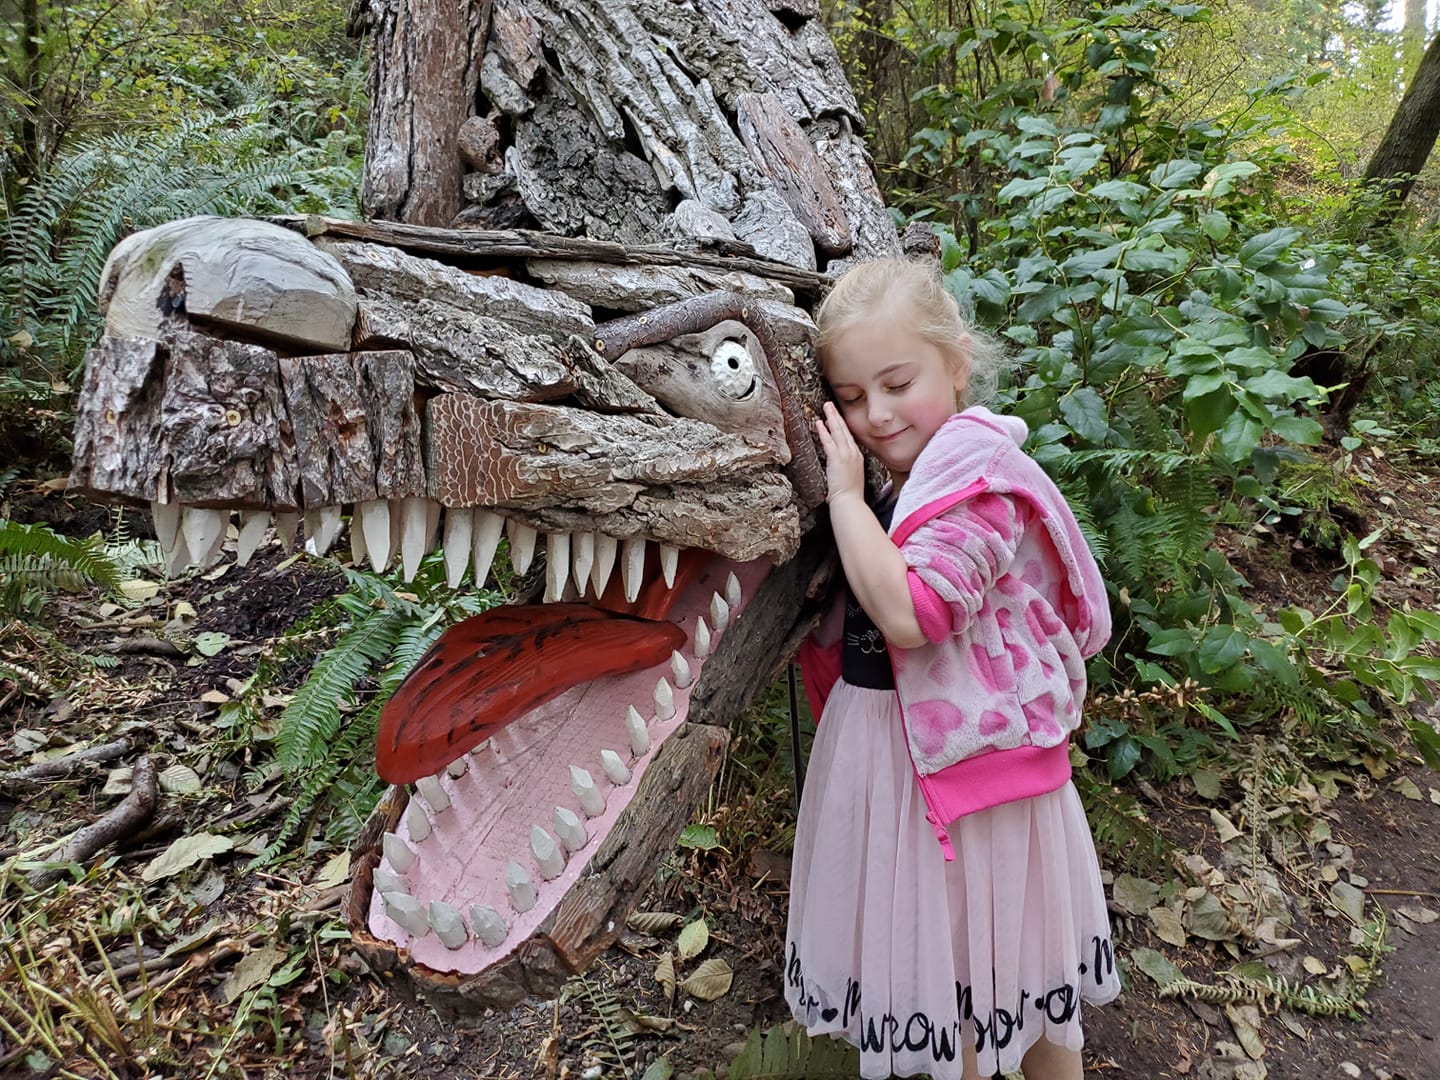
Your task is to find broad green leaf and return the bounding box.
[1088,179,1148,202]
[1238,227,1301,268]
[1184,388,1233,438]
[998,176,1050,202]
[1198,626,1247,673]
[1199,210,1230,241]
[1149,159,1204,189]
[1270,414,1324,445]
[1057,386,1109,443]
[1130,946,1184,987]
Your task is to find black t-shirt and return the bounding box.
[840,495,898,690]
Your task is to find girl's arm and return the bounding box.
[815,404,927,649]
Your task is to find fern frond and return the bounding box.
[727,1022,862,1079]
[563,975,636,1075]
[1073,768,1172,876]
[274,605,408,770]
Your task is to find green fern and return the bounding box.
[244,552,504,863]
[562,975,637,1076]
[0,518,124,616]
[1072,768,1172,876]
[725,1022,861,1079]
[1,105,359,381]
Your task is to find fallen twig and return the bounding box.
[103,637,186,658]
[0,738,132,790]
[30,755,159,889]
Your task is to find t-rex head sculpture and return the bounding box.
[68,0,909,1015]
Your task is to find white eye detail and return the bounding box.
[710,339,757,400]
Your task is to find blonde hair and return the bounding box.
[815,258,1004,406]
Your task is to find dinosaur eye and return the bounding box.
[710,339,757,400]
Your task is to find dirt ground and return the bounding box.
[2,439,1439,1079]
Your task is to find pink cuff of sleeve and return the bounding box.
[907,571,952,643]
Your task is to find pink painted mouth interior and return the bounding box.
[366,555,770,974]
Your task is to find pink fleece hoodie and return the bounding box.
[801,406,1111,859]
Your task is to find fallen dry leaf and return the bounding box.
[655,951,676,1004]
[678,958,733,1002]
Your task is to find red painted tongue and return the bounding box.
[375,603,685,784]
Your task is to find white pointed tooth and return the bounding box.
[710,593,730,633]
[358,499,393,572]
[160,525,190,577]
[382,832,416,873]
[428,900,469,949]
[530,824,566,880]
[544,531,572,602]
[348,510,368,566]
[725,571,742,611]
[372,866,406,895]
[273,511,300,554]
[569,765,606,817]
[443,506,474,588]
[621,537,647,603]
[469,904,508,948]
[591,533,618,596]
[506,860,538,913]
[472,509,505,587]
[151,499,181,551]
[181,507,226,569]
[553,807,587,854]
[399,496,435,581]
[600,749,631,786]
[446,755,468,778]
[383,891,431,937]
[236,511,270,567]
[305,505,342,556]
[405,799,432,842]
[670,650,693,689]
[572,532,595,597]
[654,676,676,721]
[469,738,492,758]
[659,543,679,588]
[507,518,537,574]
[415,775,451,813]
[694,616,712,660]
[426,499,441,551]
[625,706,651,757]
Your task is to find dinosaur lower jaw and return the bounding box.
[363,555,767,975]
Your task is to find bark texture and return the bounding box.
[360,0,492,225]
[1362,31,1440,210]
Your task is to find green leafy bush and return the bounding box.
[896,0,1440,777]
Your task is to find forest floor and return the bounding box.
[1,438,1438,1080]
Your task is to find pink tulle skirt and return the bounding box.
[784,680,1120,1079]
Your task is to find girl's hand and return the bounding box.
[814,402,865,505]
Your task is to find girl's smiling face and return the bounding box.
[824,314,968,485]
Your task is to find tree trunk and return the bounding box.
[1361,31,1440,211]
[358,0,492,225]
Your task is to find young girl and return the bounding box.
[788,258,1119,1080]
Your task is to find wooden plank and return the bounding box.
[737,91,852,256]
[69,337,166,504]
[272,215,830,296]
[358,296,579,401]
[165,333,300,508]
[316,238,594,340]
[277,349,425,507]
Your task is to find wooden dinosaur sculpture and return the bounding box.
[69,0,912,1016]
